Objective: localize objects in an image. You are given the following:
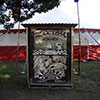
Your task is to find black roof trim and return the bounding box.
[22,23,77,28]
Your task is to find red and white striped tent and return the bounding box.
[74,28,100,61]
[0,28,100,62]
[0,29,26,62]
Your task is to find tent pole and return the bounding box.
[16,21,20,72]
[77,2,81,75]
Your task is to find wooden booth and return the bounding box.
[22,23,77,88]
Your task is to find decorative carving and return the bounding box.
[33,29,68,82]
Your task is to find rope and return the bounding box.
[83,28,100,46]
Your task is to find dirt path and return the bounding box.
[0,88,99,100]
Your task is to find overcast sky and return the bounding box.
[0,0,100,29]
[60,0,100,29]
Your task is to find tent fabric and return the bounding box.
[73,45,100,61]
[0,46,26,62]
[0,29,26,62]
[0,46,100,61]
[0,29,25,34]
[73,46,87,61]
[74,29,100,45]
[0,28,100,62]
[23,8,77,24]
[88,45,100,60]
[0,32,26,46]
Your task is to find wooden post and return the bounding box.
[26,27,30,84]
[16,21,20,72]
[71,28,74,84]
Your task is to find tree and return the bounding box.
[0,0,61,29]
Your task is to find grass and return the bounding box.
[0,61,100,95]
[73,61,100,93]
[0,61,27,90]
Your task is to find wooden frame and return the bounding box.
[23,24,77,88]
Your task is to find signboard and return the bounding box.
[32,29,69,82]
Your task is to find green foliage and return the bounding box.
[0,0,60,29]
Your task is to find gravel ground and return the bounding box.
[0,87,99,100]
